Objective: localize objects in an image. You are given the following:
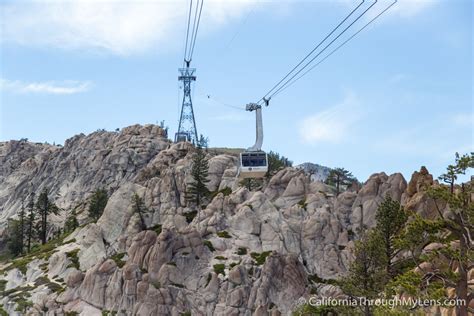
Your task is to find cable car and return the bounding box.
[239,151,268,179]
[238,102,268,179]
[175,132,191,143]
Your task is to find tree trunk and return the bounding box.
[456,236,469,316]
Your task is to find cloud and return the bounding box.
[0,79,92,95]
[0,0,257,56]
[299,93,362,144]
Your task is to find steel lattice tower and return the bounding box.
[175,61,198,144]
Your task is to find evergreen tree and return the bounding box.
[341,230,387,316]
[88,188,108,221]
[36,188,59,244]
[394,152,473,316]
[131,193,147,230]
[374,195,408,278]
[325,167,357,196]
[7,219,24,256]
[266,151,292,178]
[186,145,210,207]
[64,209,79,233]
[18,204,26,254]
[25,193,36,252]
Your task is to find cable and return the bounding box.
[264,0,378,102]
[260,0,366,102]
[188,0,204,62]
[272,0,397,99]
[183,0,193,66]
[205,94,245,111]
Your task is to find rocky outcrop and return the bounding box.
[0,124,447,316]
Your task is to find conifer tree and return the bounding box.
[88,188,108,221]
[394,152,473,316]
[64,209,79,233]
[131,193,147,230]
[25,193,36,252]
[341,230,387,316]
[374,195,408,277]
[7,219,24,256]
[325,167,357,196]
[186,145,210,207]
[36,188,59,244]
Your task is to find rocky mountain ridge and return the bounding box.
[0,124,448,315]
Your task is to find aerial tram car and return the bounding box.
[238,100,269,179]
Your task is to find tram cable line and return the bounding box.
[260,0,366,103]
[271,0,398,99]
[259,0,379,105]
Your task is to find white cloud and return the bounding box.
[0,79,92,95]
[299,93,362,144]
[0,0,257,56]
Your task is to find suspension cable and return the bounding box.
[188,0,204,62]
[271,0,397,99]
[260,0,366,102]
[183,0,193,66]
[262,0,379,103]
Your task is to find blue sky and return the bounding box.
[0,0,472,181]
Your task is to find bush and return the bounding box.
[66,249,80,270]
[250,251,272,265]
[203,240,215,252]
[213,264,225,276]
[110,253,126,268]
[150,224,162,235]
[216,231,231,238]
[236,247,247,255]
[183,211,197,223]
[214,256,227,260]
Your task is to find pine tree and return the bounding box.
[36,188,59,244]
[374,195,408,278]
[131,193,147,230]
[186,145,210,207]
[266,151,292,177]
[341,230,387,316]
[325,167,357,196]
[7,219,24,256]
[25,193,36,252]
[88,188,108,221]
[64,209,79,233]
[388,153,473,316]
[18,203,26,254]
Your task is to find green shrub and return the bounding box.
[229,262,239,269]
[184,211,197,223]
[236,247,247,255]
[203,240,215,252]
[205,273,212,287]
[297,198,307,209]
[216,231,231,238]
[213,264,225,276]
[66,249,80,270]
[250,251,272,266]
[214,256,227,260]
[150,224,162,235]
[110,253,126,268]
